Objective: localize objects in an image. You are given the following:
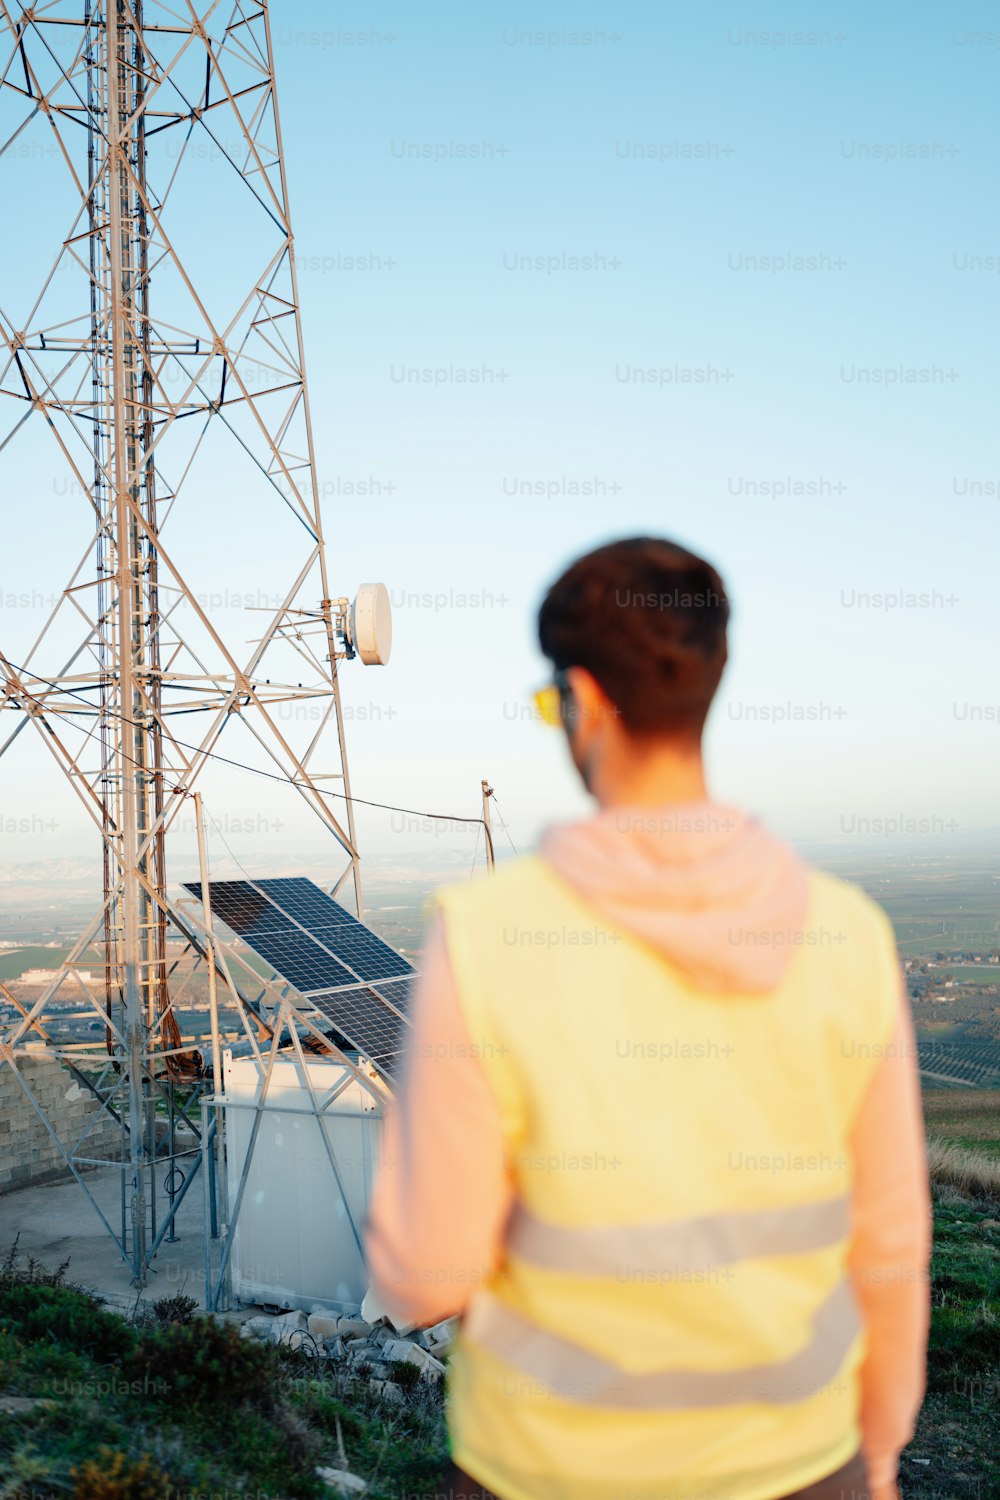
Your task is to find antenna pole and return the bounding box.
[194,793,230,1305]
[194,795,223,1103]
[481,780,496,874]
[106,0,149,1285]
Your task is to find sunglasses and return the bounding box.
[532,668,574,729]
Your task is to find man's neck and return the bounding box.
[592,744,708,810]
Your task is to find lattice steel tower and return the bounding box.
[0,2,383,1283]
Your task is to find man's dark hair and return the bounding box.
[537,536,729,741]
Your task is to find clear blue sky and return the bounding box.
[2,1,998,875]
[277,0,1000,859]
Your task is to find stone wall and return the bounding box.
[0,1050,121,1194]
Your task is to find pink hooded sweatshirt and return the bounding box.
[366,802,931,1498]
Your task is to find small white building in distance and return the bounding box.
[19,968,94,986]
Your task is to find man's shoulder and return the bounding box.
[435,854,566,924]
[805,866,897,954]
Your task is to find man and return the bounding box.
[366,537,930,1500]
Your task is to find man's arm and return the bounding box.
[847,985,932,1500]
[365,913,513,1328]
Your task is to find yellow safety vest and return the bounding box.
[435,855,899,1500]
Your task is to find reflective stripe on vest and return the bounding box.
[464,1278,860,1410]
[507,1192,851,1277]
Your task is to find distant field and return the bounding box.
[830,857,1000,956]
[0,946,102,981]
[923,1090,1000,1160]
[894,921,1000,957]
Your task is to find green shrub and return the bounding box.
[0,1442,57,1499]
[0,1282,134,1366]
[1,1239,70,1289]
[127,1316,276,1412]
[388,1358,422,1391]
[148,1293,199,1327]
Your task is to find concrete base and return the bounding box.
[0,1167,212,1314]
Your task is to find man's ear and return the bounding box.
[565,668,618,732]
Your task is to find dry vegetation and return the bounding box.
[927,1138,1000,1202]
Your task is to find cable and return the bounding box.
[490,793,519,857]
[0,657,488,830]
[203,803,266,885]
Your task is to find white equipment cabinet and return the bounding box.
[222,1052,382,1311]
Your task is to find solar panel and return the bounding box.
[186,876,413,988]
[366,978,412,1017]
[256,877,360,930]
[309,927,411,986]
[184,876,416,1081]
[309,984,410,1082]
[239,933,358,993]
[186,880,292,937]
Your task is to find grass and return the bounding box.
[0,1246,447,1499]
[897,1098,1000,1499]
[924,1091,1000,1163]
[933,969,1000,987]
[0,947,102,982]
[902,1184,1000,1499]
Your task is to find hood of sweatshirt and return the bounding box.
[540,798,810,993]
